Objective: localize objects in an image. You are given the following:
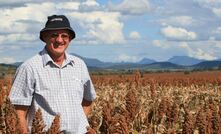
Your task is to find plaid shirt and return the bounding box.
[9,48,96,133]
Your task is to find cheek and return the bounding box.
[44,38,52,45]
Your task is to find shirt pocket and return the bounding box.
[69,76,84,100]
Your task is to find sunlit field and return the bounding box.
[0,70,221,133]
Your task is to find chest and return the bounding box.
[34,65,84,95]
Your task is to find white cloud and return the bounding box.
[56,2,80,10]
[179,42,192,51]
[196,0,221,16]
[79,0,101,11]
[179,42,217,60]
[69,11,125,44]
[82,0,99,7]
[209,36,216,40]
[161,25,197,41]
[129,31,141,39]
[212,8,221,17]
[0,0,32,5]
[0,2,56,33]
[196,0,221,6]
[0,34,37,44]
[214,27,221,33]
[0,57,16,64]
[214,42,221,48]
[75,39,100,45]
[194,48,217,60]
[108,0,151,15]
[152,40,170,49]
[161,16,195,26]
[117,54,139,62]
[200,0,221,3]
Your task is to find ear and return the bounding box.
[41,31,50,42]
[68,37,72,43]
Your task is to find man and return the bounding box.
[9,15,96,133]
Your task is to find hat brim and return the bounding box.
[40,27,76,42]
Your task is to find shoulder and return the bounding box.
[68,54,87,67]
[17,53,42,71]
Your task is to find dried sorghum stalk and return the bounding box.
[167,101,179,129]
[195,107,206,133]
[0,88,7,107]
[100,101,130,134]
[99,102,112,133]
[143,108,155,134]
[88,115,101,132]
[125,88,139,122]
[210,110,221,134]
[207,102,221,134]
[219,101,221,119]
[166,128,176,134]
[146,108,154,124]
[205,108,213,134]
[108,114,129,134]
[182,108,194,134]
[86,126,96,134]
[31,109,46,134]
[0,107,6,133]
[134,70,141,88]
[149,79,156,99]
[47,115,60,134]
[219,102,221,133]
[157,97,171,124]
[0,90,7,133]
[4,98,23,134]
[145,122,153,134]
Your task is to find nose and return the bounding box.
[55,34,63,43]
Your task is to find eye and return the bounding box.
[50,33,59,38]
[61,34,69,39]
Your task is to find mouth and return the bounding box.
[53,43,63,48]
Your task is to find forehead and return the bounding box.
[46,29,70,34]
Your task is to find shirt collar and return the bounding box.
[41,48,74,67]
[64,53,75,66]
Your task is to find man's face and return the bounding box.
[43,29,71,58]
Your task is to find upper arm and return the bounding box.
[9,64,35,106]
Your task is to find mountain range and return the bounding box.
[1,55,221,71]
[71,54,221,71]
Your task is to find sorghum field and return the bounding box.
[0,70,221,133]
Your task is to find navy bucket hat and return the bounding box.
[40,15,76,42]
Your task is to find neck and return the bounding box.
[53,55,65,66]
[49,52,65,66]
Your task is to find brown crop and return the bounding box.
[0,70,221,133]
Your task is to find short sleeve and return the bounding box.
[81,62,96,101]
[9,64,35,106]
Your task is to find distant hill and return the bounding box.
[168,56,204,66]
[71,53,151,68]
[0,63,17,68]
[141,62,184,69]
[106,63,141,70]
[192,61,221,69]
[105,62,184,70]
[12,62,23,67]
[70,54,221,71]
[71,53,116,68]
[0,63,17,76]
[138,58,156,64]
[2,54,221,72]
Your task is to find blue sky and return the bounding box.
[0,0,221,63]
